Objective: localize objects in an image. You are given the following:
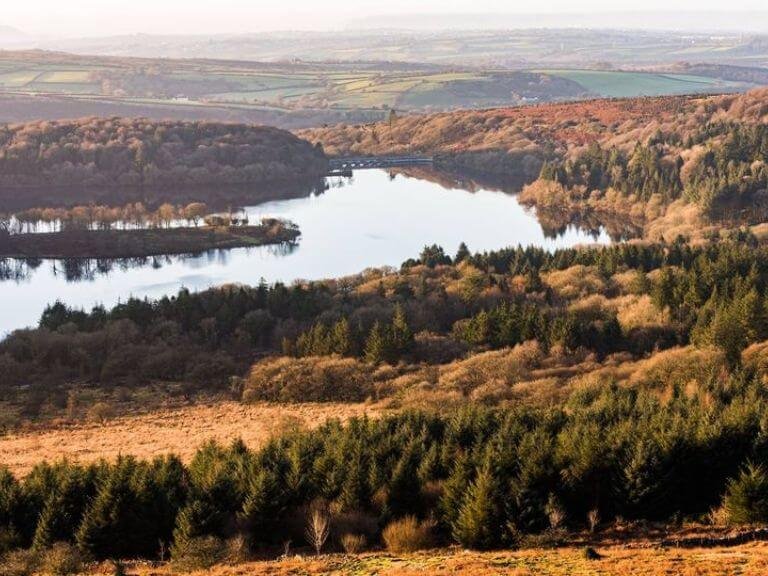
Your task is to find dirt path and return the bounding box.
[0,401,385,476]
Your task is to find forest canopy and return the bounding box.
[0,118,327,188]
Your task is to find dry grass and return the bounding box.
[0,401,385,476]
[81,541,768,576]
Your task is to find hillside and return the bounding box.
[7,88,768,575]
[302,89,768,165]
[0,117,327,188]
[301,89,768,238]
[300,94,703,178]
[0,50,754,128]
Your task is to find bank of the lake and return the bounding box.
[0,219,299,259]
[0,169,611,334]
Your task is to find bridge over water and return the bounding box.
[328,155,433,176]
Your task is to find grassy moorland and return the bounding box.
[85,541,768,576]
[0,401,385,477]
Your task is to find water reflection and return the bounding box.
[1,169,615,334]
[3,242,301,283]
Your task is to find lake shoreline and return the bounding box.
[0,220,300,259]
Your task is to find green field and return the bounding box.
[536,69,746,98]
[0,52,756,126]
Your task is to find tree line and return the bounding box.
[6,237,768,414]
[2,376,768,562]
[8,202,212,233]
[538,122,768,211]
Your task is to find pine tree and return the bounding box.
[338,448,372,512]
[455,242,471,263]
[652,267,677,319]
[364,322,392,364]
[438,454,471,532]
[0,467,23,552]
[385,446,422,518]
[417,444,441,484]
[32,469,95,550]
[170,499,222,560]
[390,305,414,358]
[76,458,141,559]
[331,317,352,356]
[724,463,768,524]
[239,469,285,547]
[452,465,502,550]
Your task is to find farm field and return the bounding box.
[537,68,747,97]
[0,51,756,128]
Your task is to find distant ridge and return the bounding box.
[346,11,768,34]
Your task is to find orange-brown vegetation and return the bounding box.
[301,89,768,239]
[79,539,768,576]
[0,117,327,188]
[0,401,385,476]
[300,94,704,158]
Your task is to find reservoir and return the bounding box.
[0,169,610,334]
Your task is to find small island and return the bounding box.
[0,217,300,259]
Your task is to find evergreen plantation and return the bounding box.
[2,382,768,562]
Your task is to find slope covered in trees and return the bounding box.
[5,237,768,421]
[301,90,768,238]
[2,380,768,564]
[0,118,327,188]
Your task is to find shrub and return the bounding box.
[223,535,250,565]
[582,546,602,560]
[41,542,83,576]
[243,356,374,403]
[170,535,225,572]
[87,402,114,423]
[381,516,434,553]
[340,533,367,554]
[0,549,38,576]
[330,511,379,548]
[723,463,768,524]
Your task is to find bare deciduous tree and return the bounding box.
[587,508,600,533]
[304,503,330,556]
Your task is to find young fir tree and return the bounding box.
[438,453,472,532]
[364,321,392,364]
[331,317,353,356]
[239,468,285,547]
[170,499,222,560]
[452,465,503,550]
[32,469,95,550]
[390,304,414,357]
[76,458,141,559]
[0,467,24,553]
[723,463,768,524]
[384,445,423,518]
[338,447,372,512]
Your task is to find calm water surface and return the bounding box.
[1,170,609,334]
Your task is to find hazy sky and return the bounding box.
[6,0,768,37]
